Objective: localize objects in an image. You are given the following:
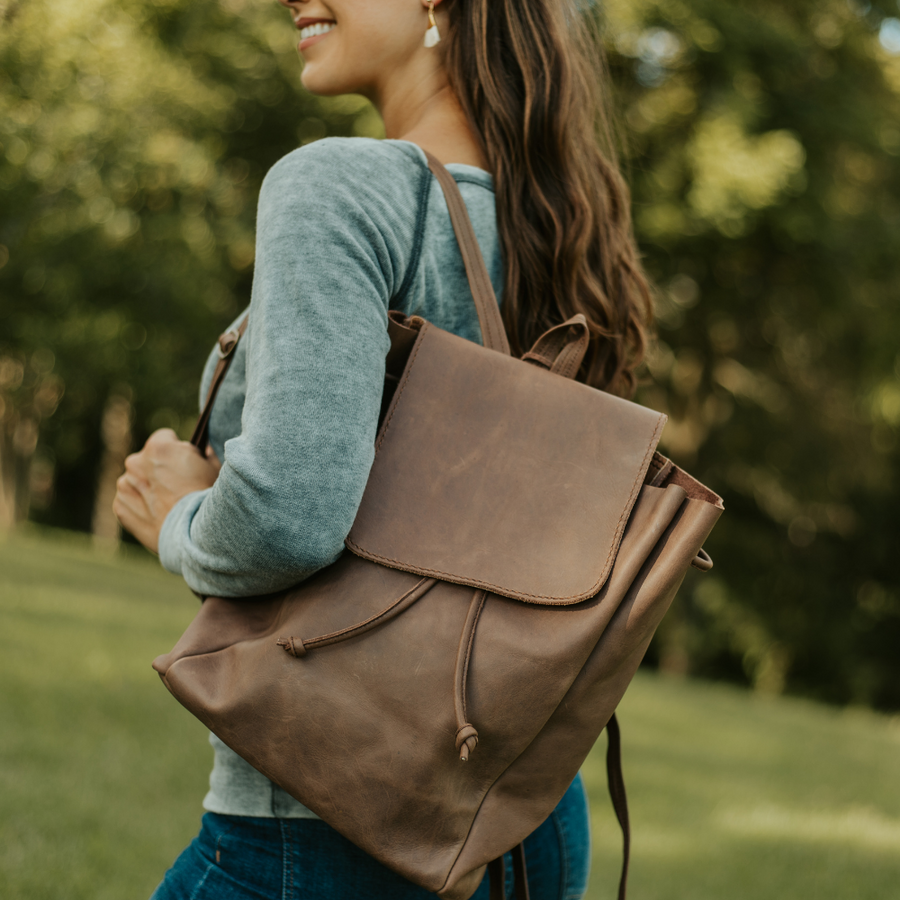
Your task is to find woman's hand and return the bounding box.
[113,429,221,553]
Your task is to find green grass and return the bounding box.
[1,528,898,900]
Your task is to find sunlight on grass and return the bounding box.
[2,526,899,900]
[582,672,900,900]
[716,803,900,850]
[0,526,210,900]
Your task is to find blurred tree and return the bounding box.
[1,0,899,707]
[602,0,900,708]
[0,0,379,531]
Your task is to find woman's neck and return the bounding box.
[376,79,488,171]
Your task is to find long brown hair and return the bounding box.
[443,0,652,397]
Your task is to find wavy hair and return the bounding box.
[443,0,652,396]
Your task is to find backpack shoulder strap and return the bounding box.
[191,150,511,450]
[421,150,511,356]
[190,314,249,451]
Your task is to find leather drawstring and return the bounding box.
[277,578,437,657]
[453,589,486,762]
[279,580,487,766]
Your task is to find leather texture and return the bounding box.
[153,152,723,900]
[346,320,666,603]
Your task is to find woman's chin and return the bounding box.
[300,66,355,98]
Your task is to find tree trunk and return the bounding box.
[91,391,133,547]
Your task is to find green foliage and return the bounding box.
[2,1,900,706]
[600,0,900,708]
[0,0,378,528]
[1,528,898,899]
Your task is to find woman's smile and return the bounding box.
[297,18,336,53]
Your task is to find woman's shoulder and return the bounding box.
[256,137,497,285]
[254,139,438,301]
[261,137,430,206]
[261,137,494,208]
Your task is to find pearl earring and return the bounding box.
[424,0,441,47]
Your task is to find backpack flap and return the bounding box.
[346,321,667,604]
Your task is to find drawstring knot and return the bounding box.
[455,724,479,762]
[276,637,307,658]
[453,589,487,763]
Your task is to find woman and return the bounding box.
[114,0,652,897]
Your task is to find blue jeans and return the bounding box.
[151,774,590,900]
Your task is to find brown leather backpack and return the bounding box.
[153,152,723,900]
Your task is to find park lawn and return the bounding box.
[1,527,898,900]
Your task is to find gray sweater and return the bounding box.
[158,137,502,817]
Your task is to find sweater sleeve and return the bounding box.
[158,139,428,596]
